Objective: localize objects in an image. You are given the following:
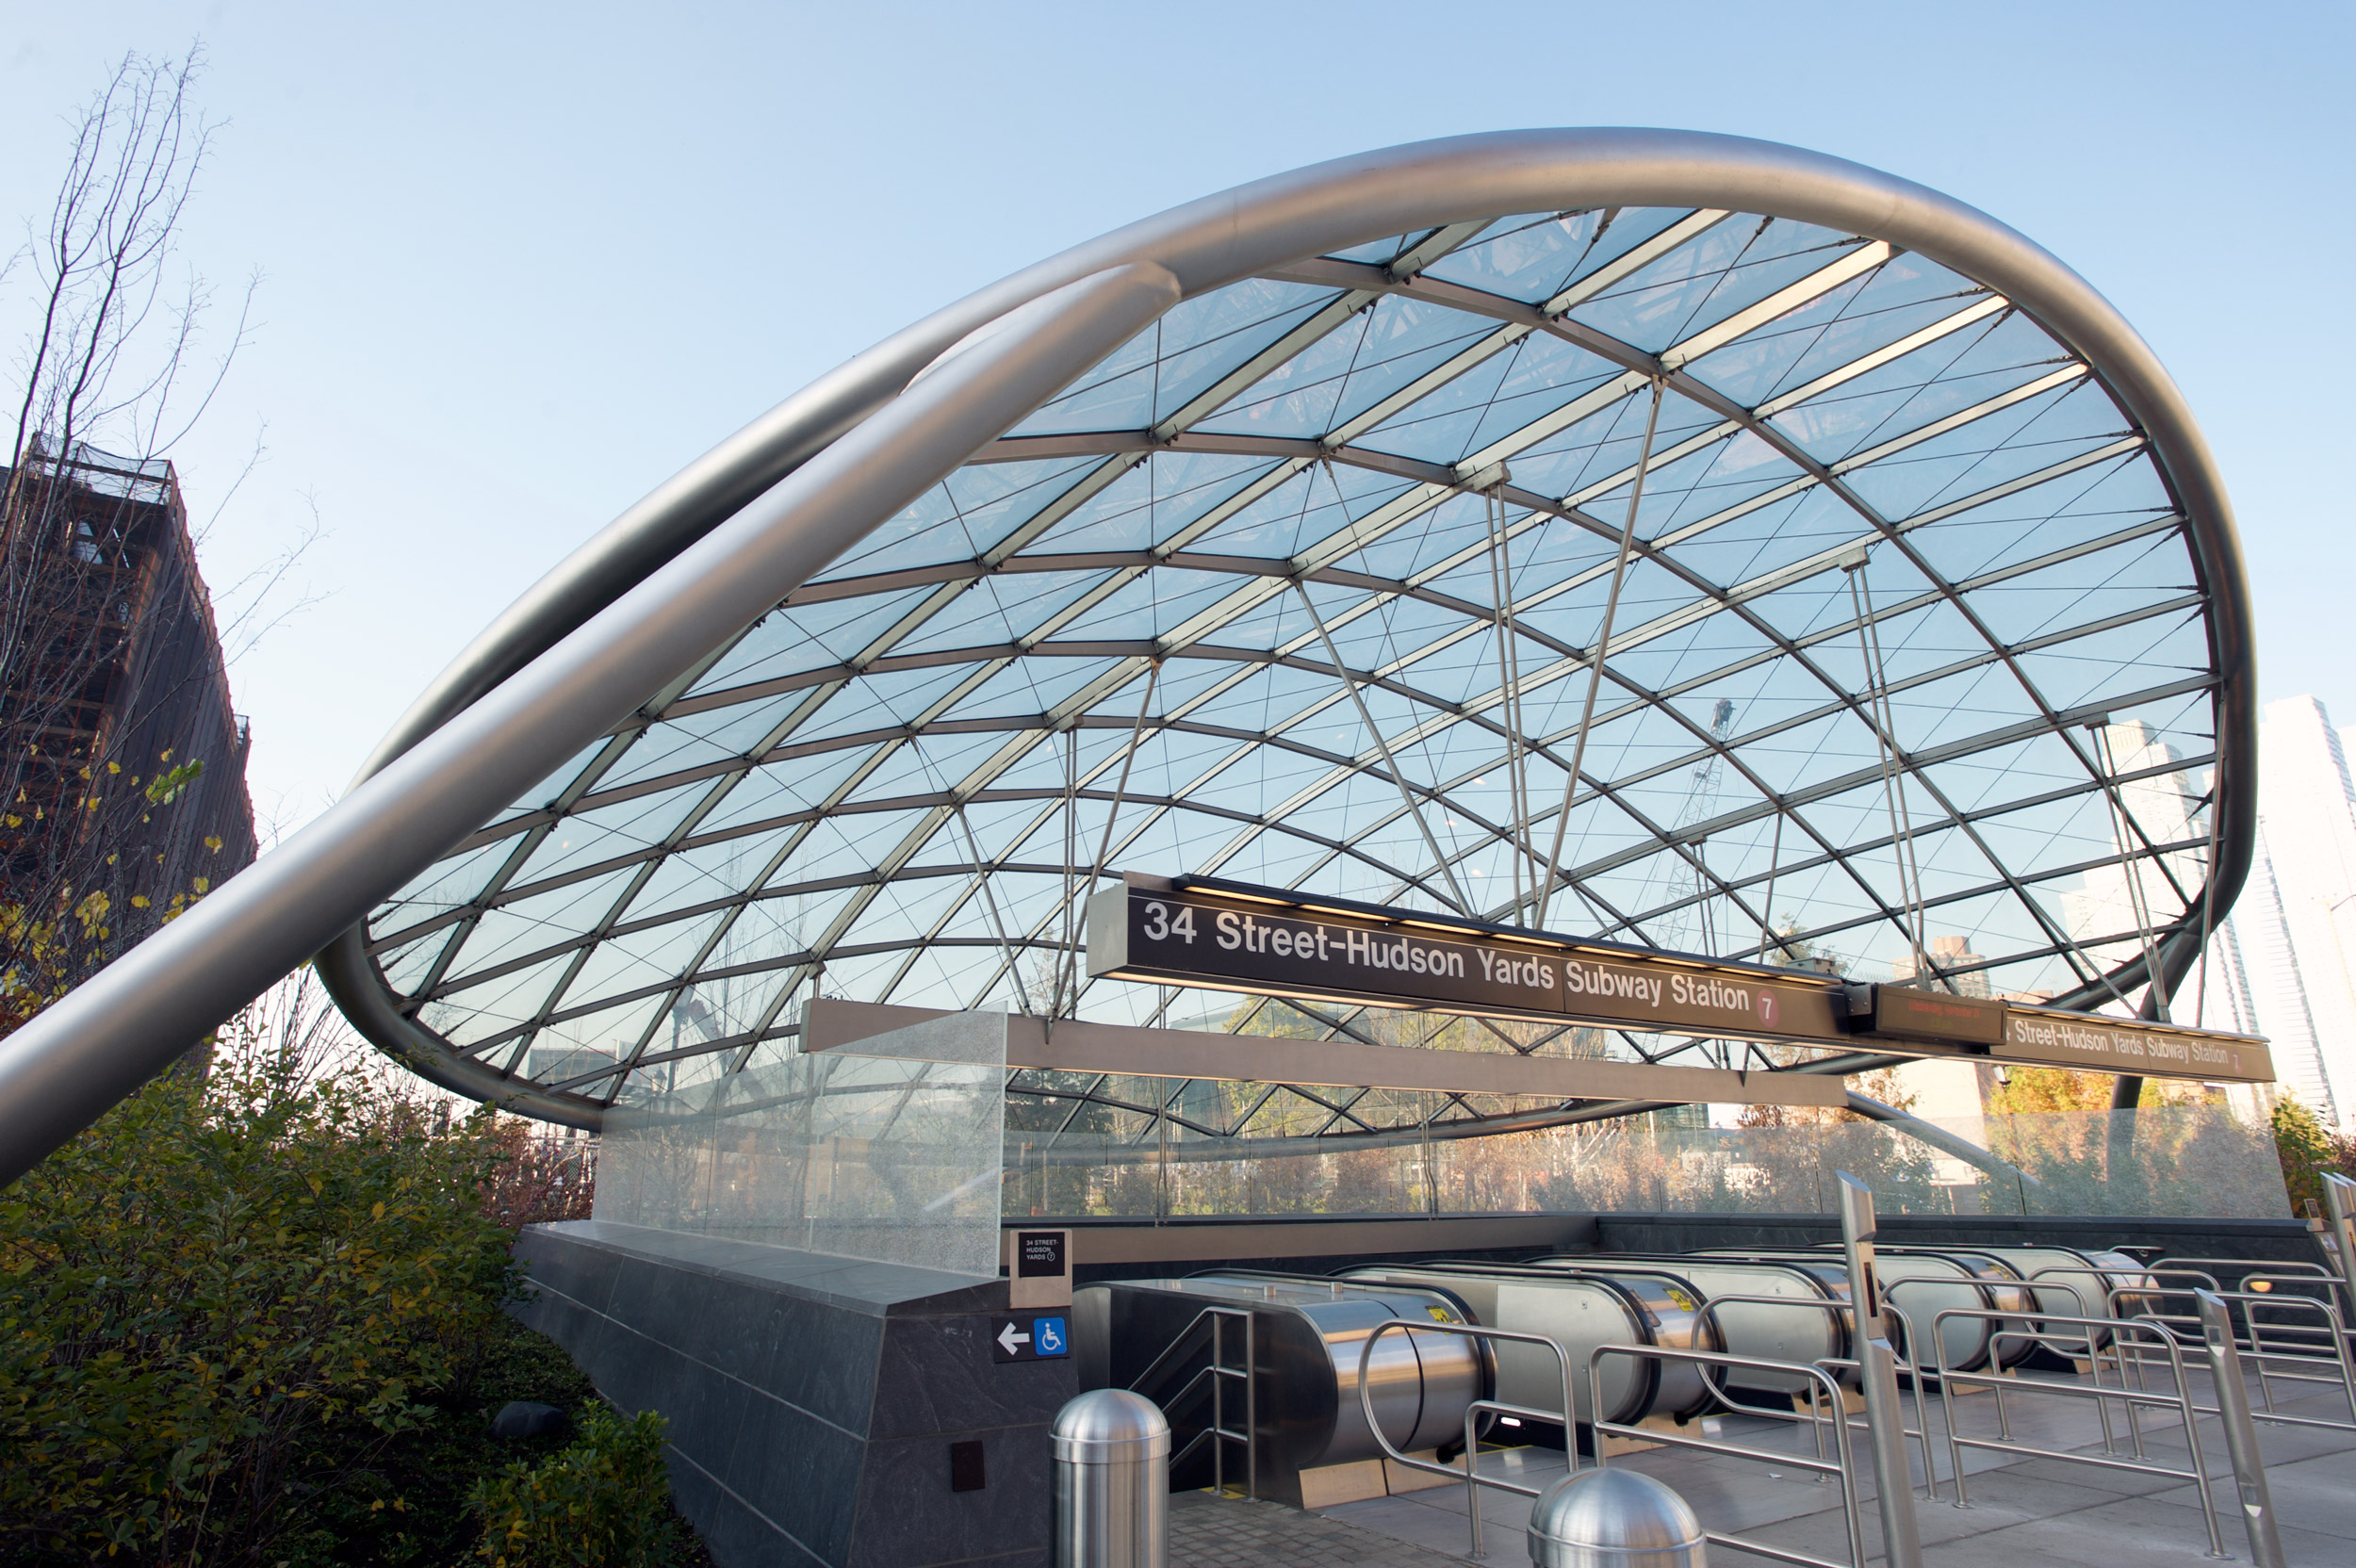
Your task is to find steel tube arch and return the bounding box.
[322,129,2250,1127]
[0,262,1181,1178]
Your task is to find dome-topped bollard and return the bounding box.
[1053,1389,1169,1568]
[1528,1467,1708,1568]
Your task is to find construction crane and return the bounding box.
[1638,698,1737,953]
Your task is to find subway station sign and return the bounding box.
[1994,1004,2273,1084]
[1084,874,2275,1084]
[1087,874,1851,1046]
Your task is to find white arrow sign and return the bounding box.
[997,1321,1030,1356]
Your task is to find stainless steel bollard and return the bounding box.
[1837,1172,1924,1568]
[1528,1467,1708,1568]
[1053,1389,1169,1568]
[2197,1290,2286,1568]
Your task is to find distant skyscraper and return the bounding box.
[2060,719,2314,1115]
[2255,696,2356,1124]
[2234,824,2335,1121]
[1891,935,1991,997]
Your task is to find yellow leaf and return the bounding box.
[106,761,119,775]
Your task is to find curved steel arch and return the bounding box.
[0,132,2250,1184]
[320,129,2252,1127]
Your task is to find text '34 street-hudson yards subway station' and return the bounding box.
[6,129,2352,1568]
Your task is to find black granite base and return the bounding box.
[512,1220,1074,1568]
[1044,1210,2330,1284]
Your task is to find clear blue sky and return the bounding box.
[3,2,2348,834]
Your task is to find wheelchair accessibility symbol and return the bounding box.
[990,1313,1071,1362]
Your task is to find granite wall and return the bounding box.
[512,1220,1075,1568]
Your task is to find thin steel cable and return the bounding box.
[956,803,1034,1017]
[1848,560,1928,983]
[1497,489,1537,921]
[1536,379,1664,930]
[1047,723,1081,1023]
[1059,659,1162,1011]
[1859,563,1933,977]
[1483,484,1535,920]
[2093,723,2172,1023]
[2194,770,2224,1028]
[1483,484,1520,918]
[1758,802,1786,962]
[1292,577,1473,915]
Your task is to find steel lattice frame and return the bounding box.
[288,136,2255,1138]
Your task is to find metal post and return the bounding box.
[2323,1172,2356,1319]
[1053,1389,1170,1568]
[2197,1290,2286,1568]
[1837,1171,1925,1568]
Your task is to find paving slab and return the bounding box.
[1293,1368,2356,1566]
[1170,1491,1466,1567]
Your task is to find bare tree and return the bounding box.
[0,49,265,1031]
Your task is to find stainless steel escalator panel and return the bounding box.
[1536,1254,1850,1393]
[1335,1263,1693,1425]
[1689,1248,2003,1372]
[1153,1275,1483,1464]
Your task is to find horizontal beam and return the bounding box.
[801,998,1850,1108]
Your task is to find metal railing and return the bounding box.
[2001,1271,2171,1462]
[1355,1319,1574,1562]
[1689,1293,1945,1500]
[2102,1267,2356,1436]
[1930,1306,2227,1558]
[1127,1304,1255,1497]
[2181,1289,2356,1436]
[1590,1343,1870,1568]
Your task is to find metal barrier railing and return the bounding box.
[1589,1342,1869,1568]
[2155,1256,2336,1288]
[1355,1318,1574,1562]
[1688,1293,1944,1500]
[2181,1289,2356,1436]
[1930,1306,2227,1559]
[1127,1304,1255,1497]
[2149,1255,2354,1339]
[2009,1271,2168,1462]
[2103,1268,2356,1436]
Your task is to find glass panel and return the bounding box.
[594,1010,1007,1277]
[998,1101,2285,1220]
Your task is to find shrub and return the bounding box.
[2273,1095,2356,1217]
[0,1041,518,1562]
[468,1403,686,1568]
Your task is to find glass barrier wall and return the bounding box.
[1003,1086,2291,1222]
[595,1011,1006,1277]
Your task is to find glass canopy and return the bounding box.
[354,203,2232,1133]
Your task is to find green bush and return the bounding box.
[0,1012,698,1566]
[2272,1094,2354,1217]
[468,1403,687,1568]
